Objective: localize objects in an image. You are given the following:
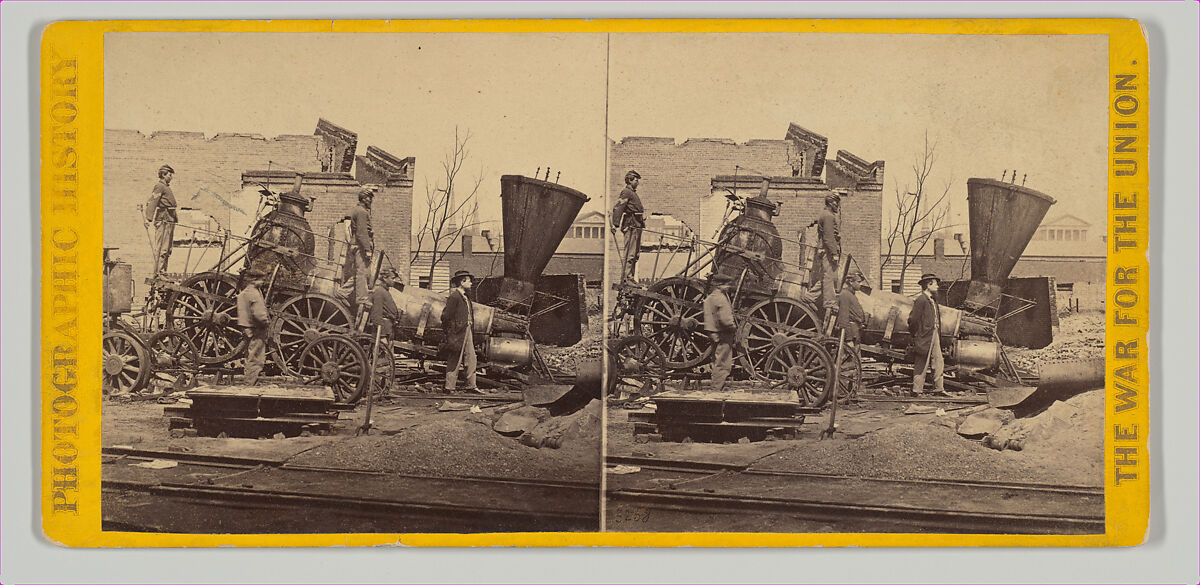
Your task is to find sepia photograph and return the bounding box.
[603,33,1110,533]
[98,32,607,533]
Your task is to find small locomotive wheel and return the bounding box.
[102,331,151,394]
[145,329,201,388]
[270,294,354,375]
[296,334,369,403]
[165,272,249,364]
[762,338,835,407]
[632,277,713,369]
[608,334,668,397]
[737,297,821,379]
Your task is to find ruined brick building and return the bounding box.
[103,119,414,293]
[608,123,884,288]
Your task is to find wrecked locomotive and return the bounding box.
[102,173,590,402]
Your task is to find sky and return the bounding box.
[107,32,1109,238]
[608,33,1109,232]
[105,33,609,235]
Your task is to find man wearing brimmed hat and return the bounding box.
[703,273,738,392]
[611,170,645,283]
[908,272,945,395]
[441,270,478,393]
[145,164,177,275]
[342,185,378,311]
[236,267,270,385]
[369,268,404,339]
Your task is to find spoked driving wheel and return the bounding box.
[145,329,201,390]
[164,272,248,364]
[296,334,368,403]
[823,339,862,402]
[632,277,712,369]
[737,297,821,380]
[608,335,667,398]
[361,335,396,400]
[270,294,354,375]
[102,331,150,394]
[762,338,835,407]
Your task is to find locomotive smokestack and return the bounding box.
[965,178,1056,307]
[497,175,589,310]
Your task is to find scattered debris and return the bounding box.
[608,465,641,475]
[132,459,178,470]
[437,401,473,412]
[903,404,938,415]
[956,408,1015,437]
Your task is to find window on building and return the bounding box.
[418,275,432,290]
[891,279,902,293]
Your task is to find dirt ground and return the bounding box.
[607,311,1107,488]
[104,391,601,484]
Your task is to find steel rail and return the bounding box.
[606,487,1103,534]
[605,455,1103,496]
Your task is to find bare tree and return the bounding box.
[881,132,954,291]
[411,127,485,284]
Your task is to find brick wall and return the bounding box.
[104,129,328,286]
[608,129,884,290]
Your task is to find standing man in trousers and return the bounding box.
[237,268,270,386]
[147,164,177,275]
[611,170,645,284]
[441,270,478,393]
[703,273,737,393]
[344,186,377,311]
[908,272,945,395]
[815,190,843,316]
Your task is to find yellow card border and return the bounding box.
[40,18,1149,548]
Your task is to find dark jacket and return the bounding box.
[440,289,472,359]
[817,208,840,258]
[349,203,373,254]
[612,186,645,229]
[369,284,401,335]
[836,287,867,341]
[907,291,941,364]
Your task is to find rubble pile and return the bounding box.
[1007,312,1104,372]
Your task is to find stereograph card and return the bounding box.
[39,18,1149,547]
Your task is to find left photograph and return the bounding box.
[99,33,607,533]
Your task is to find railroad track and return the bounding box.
[102,447,599,534]
[605,455,1104,534]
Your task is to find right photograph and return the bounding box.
[603,33,1108,534]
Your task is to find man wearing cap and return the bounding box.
[147,164,177,275]
[236,268,270,385]
[837,273,867,345]
[611,170,645,283]
[814,190,842,315]
[369,268,404,339]
[908,273,945,395]
[344,186,377,311]
[441,270,478,393]
[703,273,738,392]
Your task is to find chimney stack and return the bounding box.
[462,234,473,257]
[934,237,945,261]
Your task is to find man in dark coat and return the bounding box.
[814,190,842,314]
[441,270,477,393]
[703,273,737,392]
[342,186,377,310]
[147,164,177,275]
[908,272,945,395]
[236,267,270,385]
[611,170,645,283]
[836,273,867,345]
[369,268,403,339]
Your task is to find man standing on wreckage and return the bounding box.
[441,270,479,394]
[908,272,946,396]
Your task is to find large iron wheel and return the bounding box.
[164,272,248,364]
[361,335,396,400]
[608,335,667,398]
[632,277,712,369]
[823,339,863,402]
[296,334,368,403]
[762,338,835,407]
[270,294,354,375]
[737,297,821,379]
[102,331,150,394]
[145,329,201,390]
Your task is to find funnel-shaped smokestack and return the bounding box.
[966,178,1056,306]
[497,175,589,309]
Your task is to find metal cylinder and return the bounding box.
[855,289,963,339]
[1037,358,1105,392]
[954,339,1001,370]
[485,336,534,366]
[388,287,500,337]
